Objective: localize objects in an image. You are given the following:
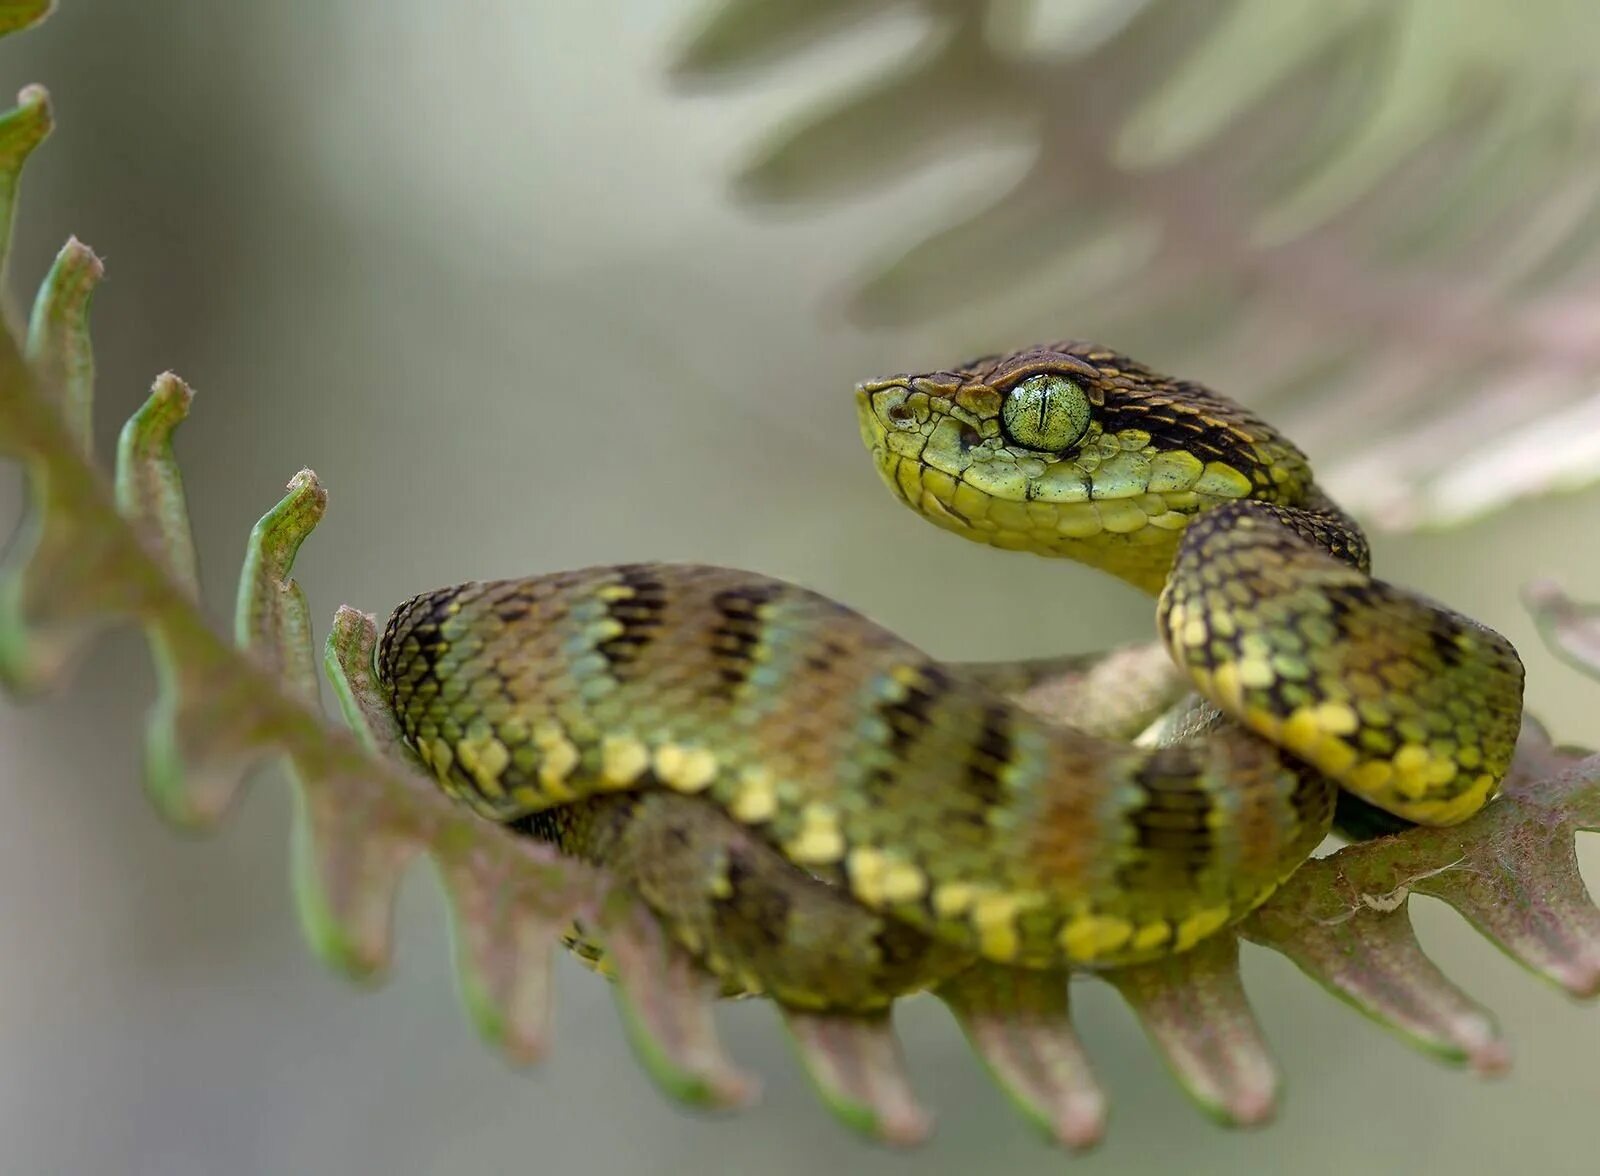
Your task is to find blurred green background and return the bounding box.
[2,2,1598,1172]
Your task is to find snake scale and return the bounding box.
[377,341,1525,1011]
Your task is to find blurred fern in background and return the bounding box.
[676,0,1600,527]
[5,1,1600,1170]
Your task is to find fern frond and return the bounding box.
[674,0,1600,529]
[2,5,1598,1154]
[1528,580,1600,684]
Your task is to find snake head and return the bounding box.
[855,342,1315,593]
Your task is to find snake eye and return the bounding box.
[1000,373,1092,452]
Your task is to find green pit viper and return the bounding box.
[377,341,1525,1011]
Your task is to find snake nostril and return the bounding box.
[885,404,920,430]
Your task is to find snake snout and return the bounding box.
[855,382,910,437]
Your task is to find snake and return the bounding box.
[376,341,1525,1011]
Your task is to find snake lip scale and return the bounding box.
[377,340,1524,1012]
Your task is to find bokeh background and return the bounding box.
[3,1,1600,1172]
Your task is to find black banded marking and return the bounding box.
[709,582,784,694]
[1287,759,1337,834]
[710,848,794,947]
[493,596,532,624]
[877,662,954,757]
[1123,746,1217,875]
[872,917,945,971]
[510,808,568,848]
[964,701,1014,811]
[377,584,473,752]
[378,585,457,682]
[802,635,852,676]
[1102,401,1262,476]
[596,565,669,675]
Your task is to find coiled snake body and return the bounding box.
[378,342,1524,1010]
